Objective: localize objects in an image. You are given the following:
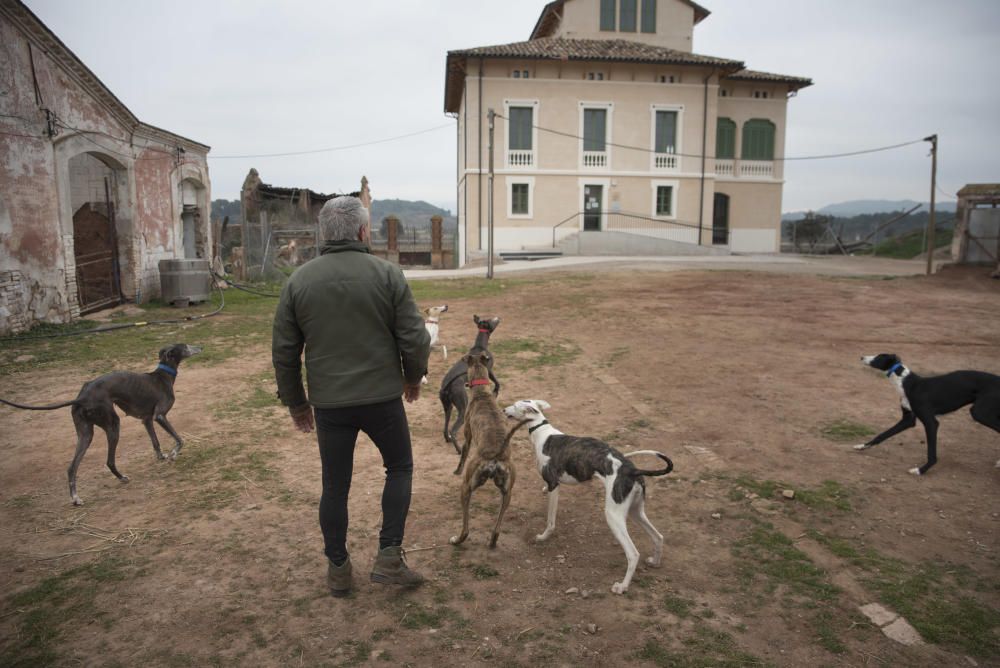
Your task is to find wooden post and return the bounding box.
[487,108,495,279]
[924,134,938,275]
[431,215,443,269]
[386,215,400,265]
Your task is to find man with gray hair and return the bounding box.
[272,195,430,597]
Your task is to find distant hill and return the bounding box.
[783,199,957,221]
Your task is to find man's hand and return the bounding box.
[403,383,421,403]
[289,404,314,433]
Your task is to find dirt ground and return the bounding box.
[1,264,998,667]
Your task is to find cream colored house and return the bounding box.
[444,0,811,263]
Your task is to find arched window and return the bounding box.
[716,118,736,159]
[742,119,775,160]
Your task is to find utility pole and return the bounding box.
[487,108,496,279]
[924,134,938,275]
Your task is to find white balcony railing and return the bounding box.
[653,152,679,170]
[715,159,735,177]
[507,149,534,169]
[739,160,774,178]
[582,151,607,168]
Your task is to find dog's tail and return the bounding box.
[624,450,674,477]
[501,418,532,455]
[0,397,76,411]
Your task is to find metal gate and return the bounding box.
[965,209,1000,264]
[73,177,122,313]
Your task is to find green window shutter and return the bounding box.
[600,0,616,31]
[641,0,656,33]
[655,110,677,153]
[742,119,775,160]
[583,109,607,151]
[620,0,637,32]
[656,186,673,216]
[508,107,533,150]
[716,118,735,159]
[512,184,529,215]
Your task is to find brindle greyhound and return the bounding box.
[449,352,530,548]
[0,343,201,505]
[439,315,501,453]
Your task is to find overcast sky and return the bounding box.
[24,0,1000,213]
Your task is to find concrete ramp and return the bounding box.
[558,231,729,257]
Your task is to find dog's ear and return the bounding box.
[158,345,173,362]
[523,404,539,415]
[462,353,476,366]
[537,400,551,410]
[473,314,481,325]
[478,352,491,365]
[422,307,430,317]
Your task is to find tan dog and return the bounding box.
[449,352,529,548]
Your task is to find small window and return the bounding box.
[719,89,729,97]
[512,70,521,79]
[656,185,673,216]
[586,72,605,81]
[522,70,530,79]
[641,0,656,33]
[511,184,530,215]
[753,90,770,99]
[600,0,616,31]
[659,74,675,84]
[620,0,637,32]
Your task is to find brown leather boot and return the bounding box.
[370,546,424,586]
[327,556,352,597]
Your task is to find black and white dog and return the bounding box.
[855,353,1000,475]
[504,399,673,594]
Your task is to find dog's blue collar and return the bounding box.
[528,420,549,434]
[886,362,903,377]
[157,363,177,377]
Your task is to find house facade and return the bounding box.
[444,0,811,264]
[0,0,211,334]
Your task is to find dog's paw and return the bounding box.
[908,467,922,476]
[168,449,180,460]
[449,535,463,545]
[72,497,84,506]
[119,475,130,484]
[995,459,1000,469]
[535,531,552,542]
[611,582,627,595]
[420,376,428,386]
[645,556,660,567]
[853,443,871,451]
[156,453,167,461]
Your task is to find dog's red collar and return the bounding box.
[425,319,439,324]
[468,379,491,387]
[478,328,490,333]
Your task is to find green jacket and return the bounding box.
[271,240,430,409]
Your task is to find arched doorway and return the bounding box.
[177,175,208,260]
[713,192,730,245]
[68,152,125,313]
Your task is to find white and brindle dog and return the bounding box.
[420,304,448,385]
[856,353,1000,475]
[504,399,674,594]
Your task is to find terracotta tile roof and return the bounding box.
[530,0,711,40]
[449,37,741,68]
[445,37,745,111]
[725,68,813,91]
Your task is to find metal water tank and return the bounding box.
[159,258,211,305]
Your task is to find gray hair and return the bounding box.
[318,196,369,241]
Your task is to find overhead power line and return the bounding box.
[494,112,926,163]
[208,124,454,159]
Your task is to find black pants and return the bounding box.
[314,398,413,564]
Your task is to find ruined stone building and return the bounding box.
[0,0,211,334]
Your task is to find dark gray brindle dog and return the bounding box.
[504,399,674,594]
[0,343,201,505]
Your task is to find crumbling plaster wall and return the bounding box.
[0,9,210,333]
